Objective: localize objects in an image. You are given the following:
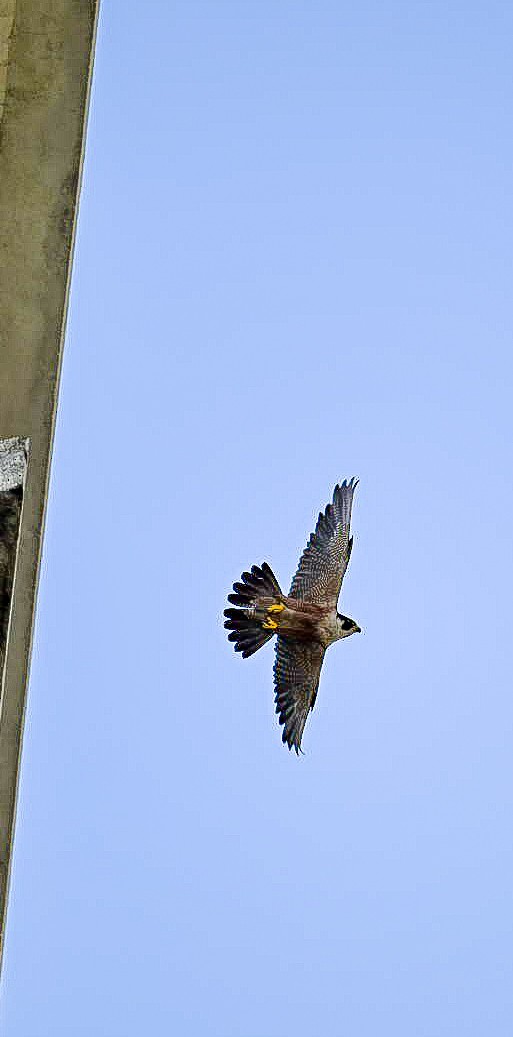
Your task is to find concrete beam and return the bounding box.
[0,0,99,968]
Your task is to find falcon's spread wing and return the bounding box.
[289,478,358,608]
[274,636,326,753]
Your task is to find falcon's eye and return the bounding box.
[341,617,353,631]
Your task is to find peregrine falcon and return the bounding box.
[224,479,360,753]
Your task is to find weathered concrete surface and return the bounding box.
[0,0,99,969]
[0,2,16,122]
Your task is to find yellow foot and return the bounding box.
[267,604,285,613]
[262,618,278,630]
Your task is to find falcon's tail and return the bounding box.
[224,562,283,659]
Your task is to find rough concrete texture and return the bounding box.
[0,438,28,493]
[0,0,99,970]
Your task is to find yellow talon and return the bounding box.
[262,618,278,630]
[267,604,285,613]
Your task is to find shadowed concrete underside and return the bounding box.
[0,0,99,970]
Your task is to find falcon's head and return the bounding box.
[337,613,361,638]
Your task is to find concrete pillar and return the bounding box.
[0,0,99,968]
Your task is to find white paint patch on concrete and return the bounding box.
[0,437,29,491]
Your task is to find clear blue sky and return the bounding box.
[3,2,513,1033]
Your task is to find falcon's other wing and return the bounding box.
[289,478,358,608]
[274,636,326,753]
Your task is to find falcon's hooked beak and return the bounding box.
[354,625,362,633]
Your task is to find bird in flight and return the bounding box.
[224,479,360,753]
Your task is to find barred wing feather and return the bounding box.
[274,636,326,753]
[289,478,358,608]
